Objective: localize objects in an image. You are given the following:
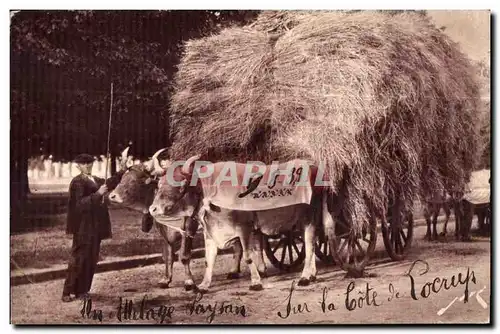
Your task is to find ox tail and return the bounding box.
[322,190,336,243]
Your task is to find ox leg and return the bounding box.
[157,225,175,289]
[454,201,463,241]
[196,233,218,293]
[298,223,316,286]
[309,211,318,282]
[245,230,263,291]
[246,231,267,278]
[432,209,439,240]
[440,203,451,237]
[226,239,242,280]
[461,201,474,242]
[476,209,486,235]
[254,231,267,278]
[180,217,197,291]
[424,205,432,241]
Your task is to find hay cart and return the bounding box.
[262,188,414,272]
[262,224,338,271]
[169,11,481,276]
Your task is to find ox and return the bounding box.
[423,190,453,241]
[422,186,485,241]
[459,180,491,240]
[149,155,326,292]
[108,148,256,290]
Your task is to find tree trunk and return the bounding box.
[10,154,30,228]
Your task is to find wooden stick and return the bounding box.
[104,82,114,181]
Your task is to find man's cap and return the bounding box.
[73,153,95,164]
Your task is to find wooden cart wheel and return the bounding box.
[328,216,377,275]
[382,209,414,261]
[263,227,305,271]
[314,233,335,264]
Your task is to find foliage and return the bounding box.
[10,10,259,160]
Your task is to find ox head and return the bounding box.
[148,154,202,226]
[108,147,168,217]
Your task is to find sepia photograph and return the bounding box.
[9,8,491,325]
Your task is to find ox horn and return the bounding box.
[150,148,167,176]
[119,146,130,170]
[181,154,201,176]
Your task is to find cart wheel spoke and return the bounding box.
[288,240,294,263]
[315,234,335,264]
[382,208,414,261]
[396,234,404,254]
[355,239,365,257]
[391,228,397,250]
[325,212,377,275]
[292,241,300,256]
[345,239,352,264]
[339,238,348,254]
[400,230,408,244]
[294,236,304,245]
[272,239,284,254]
[264,228,306,271]
[280,243,287,264]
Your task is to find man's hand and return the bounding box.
[97,184,108,196]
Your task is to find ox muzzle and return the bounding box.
[108,191,123,204]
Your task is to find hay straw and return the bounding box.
[169,10,481,232]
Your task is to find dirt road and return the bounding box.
[11,223,491,325]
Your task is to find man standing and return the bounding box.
[62,153,115,302]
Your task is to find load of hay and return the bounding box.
[169,10,481,231]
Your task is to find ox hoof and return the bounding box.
[226,272,241,280]
[194,286,209,294]
[249,284,263,291]
[297,278,310,286]
[184,283,196,291]
[345,269,364,279]
[258,271,267,278]
[158,281,171,289]
[309,275,317,283]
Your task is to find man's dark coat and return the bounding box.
[66,174,112,240]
